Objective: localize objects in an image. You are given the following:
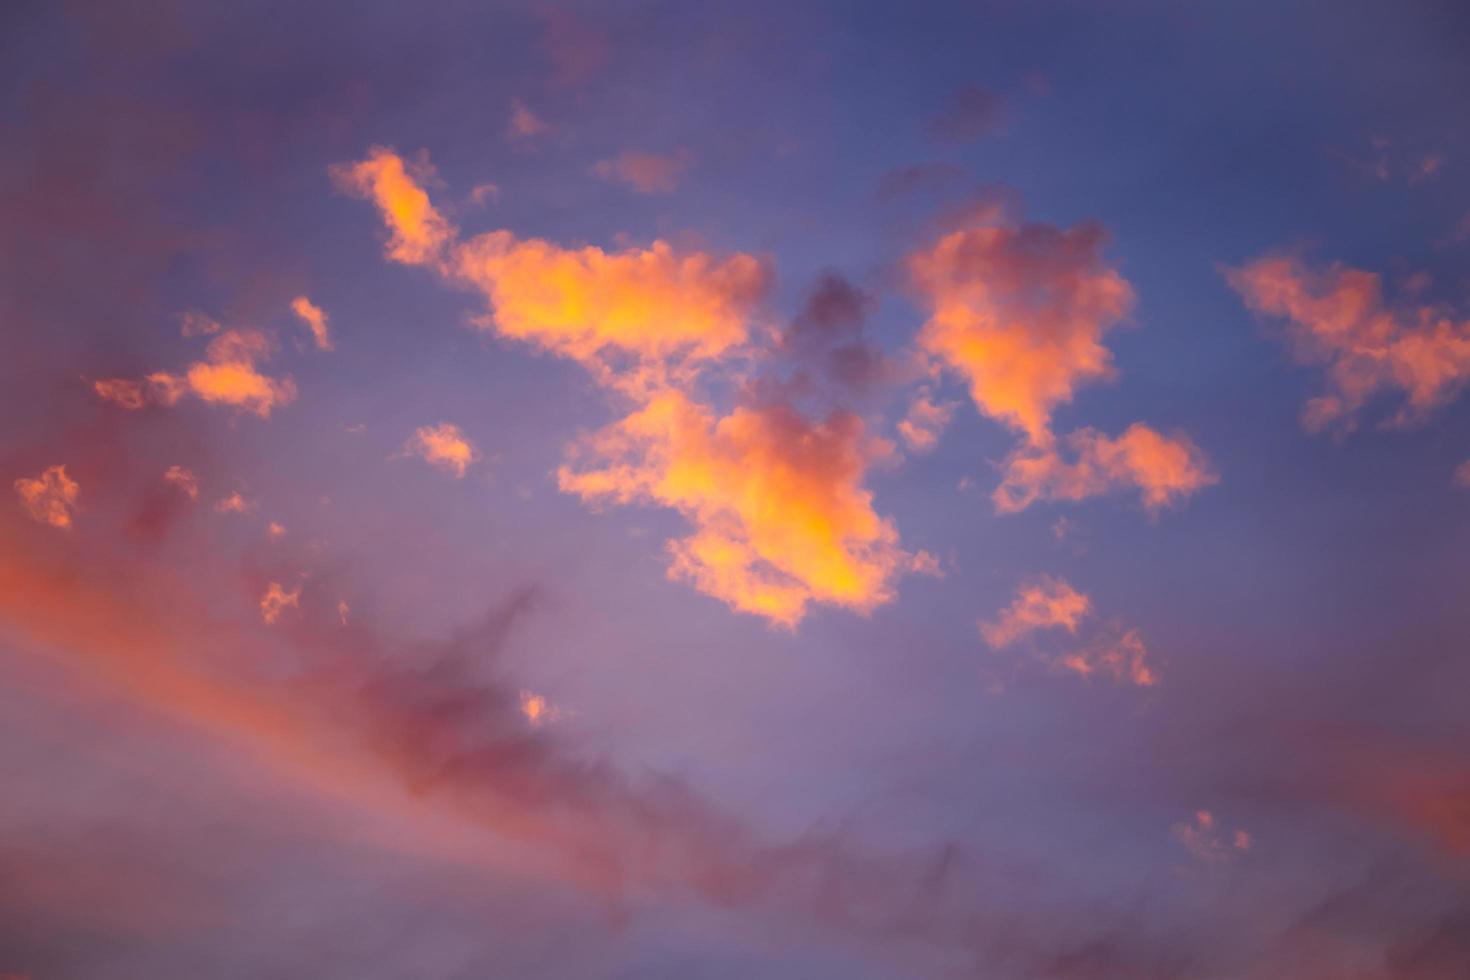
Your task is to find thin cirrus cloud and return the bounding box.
[14,465,79,529]
[93,328,296,419]
[908,206,1216,512]
[289,295,333,351]
[337,147,929,627]
[592,149,694,195]
[406,422,479,478]
[1226,252,1470,432]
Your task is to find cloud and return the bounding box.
[1455,460,1470,488]
[909,207,1214,513]
[258,582,300,624]
[179,311,220,337]
[928,85,1006,143]
[994,423,1217,514]
[406,423,479,478]
[330,146,456,266]
[980,576,1091,649]
[982,578,1160,685]
[909,217,1132,443]
[14,465,79,529]
[339,148,926,626]
[1226,252,1470,432]
[290,295,333,351]
[897,390,956,453]
[1054,627,1157,687]
[163,465,198,501]
[507,98,548,142]
[215,492,250,514]
[453,232,768,383]
[94,328,296,418]
[592,149,693,195]
[560,390,913,627]
[1171,810,1251,864]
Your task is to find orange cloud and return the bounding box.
[897,390,957,453]
[407,422,479,478]
[994,423,1217,514]
[453,233,768,384]
[331,146,456,266]
[592,148,694,195]
[1455,460,1470,488]
[163,465,199,501]
[909,218,1132,444]
[14,465,79,529]
[980,576,1091,648]
[1227,253,1470,432]
[290,295,333,351]
[259,582,300,624]
[95,328,295,418]
[340,148,923,626]
[561,390,913,627]
[1055,627,1157,687]
[908,210,1212,513]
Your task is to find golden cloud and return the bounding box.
[560,390,914,627]
[1227,253,1470,431]
[331,147,456,266]
[338,148,924,626]
[14,465,79,529]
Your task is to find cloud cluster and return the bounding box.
[981,577,1158,686]
[1227,252,1470,432]
[14,465,79,529]
[909,210,1214,512]
[339,148,924,626]
[94,328,296,418]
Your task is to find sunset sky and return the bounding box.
[4,2,1470,977]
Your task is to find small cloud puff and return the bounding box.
[259,582,300,624]
[407,423,479,478]
[14,465,79,529]
[290,296,333,351]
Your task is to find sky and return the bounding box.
[3,1,1470,977]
